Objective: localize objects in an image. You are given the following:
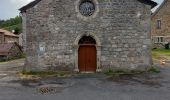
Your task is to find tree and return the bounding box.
[0,16,22,33]
[14,27,20,34]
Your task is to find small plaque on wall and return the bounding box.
[39,42,45,55]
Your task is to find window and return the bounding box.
[79,36,96,44]
[79,0,95,16]
[153,36,164,43]
[156,19,161,29]
[160,37,163,42]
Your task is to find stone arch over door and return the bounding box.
[74,33,101,72]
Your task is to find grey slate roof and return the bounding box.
[19,0,157,12]
[152,0,167,17]
[19,0,41,12]
[138,0,157,8]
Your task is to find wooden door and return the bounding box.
[78,45,97,72]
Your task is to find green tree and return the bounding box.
[0,16,22,33]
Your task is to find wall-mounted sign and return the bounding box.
[39,42,45,55]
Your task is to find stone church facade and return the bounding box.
[20,0,157,72]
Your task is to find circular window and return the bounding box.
[79,0,95,16]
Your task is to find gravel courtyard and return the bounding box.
[0,59,170,100]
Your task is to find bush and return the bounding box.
[104,69,114,76]
[147,66,160,73]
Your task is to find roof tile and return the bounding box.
[0,29,19,37]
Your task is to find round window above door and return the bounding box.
[75,0,99,20]
[79,0,95,16]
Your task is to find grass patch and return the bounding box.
[147,66,161,73]
[104,69,115,76]
[152,49,170,54]
[152,49,170,61]
[0,54,26,63]
[104,67,160,76]
[19,70,73,79]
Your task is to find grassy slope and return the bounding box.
[152,49,170,63]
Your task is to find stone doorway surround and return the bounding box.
[74,33,101,72]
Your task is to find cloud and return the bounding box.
[0,0,34,20]
[10,0,34,3]
[10,0,34,6]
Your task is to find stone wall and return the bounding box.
[4,36,19,44]
[23,0,152,71]
[0,32,19,44]
[152,36,170,49]
[21,13,27,52]
[8,43,22,59]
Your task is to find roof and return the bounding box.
[152,0,167,17]
[0,43,15,56]
[138,0,157,8]
[19,0,157,12]
[19,0,41,12]
[0,29,19,37]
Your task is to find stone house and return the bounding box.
[20,0,157,72]
[151,0,170,48]
[0,29,19,44]
[0,43,23,60]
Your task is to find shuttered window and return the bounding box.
[156,19,161,29]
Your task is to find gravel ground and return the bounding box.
[0,59,170,100]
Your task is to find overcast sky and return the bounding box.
[0,0,164,20]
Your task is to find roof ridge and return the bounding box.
[0,29,19,37]
[152,0,168,18]
[137,0,157,8]
[19,0,41,12]
[19,0,157,12]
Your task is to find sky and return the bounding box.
[0,0,34,20]
[0,0,164,20]
[152,0,164,11]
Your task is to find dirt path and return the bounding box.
[0,59,25,79]
[0,59,25,71]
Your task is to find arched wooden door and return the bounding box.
[78,36,97,72]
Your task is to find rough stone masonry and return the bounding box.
[20,0,157,72]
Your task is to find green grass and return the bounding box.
[104,67,160,76]
[21,70,72,77]
[104,69,143,76]
[152,49,170,54]
[0,54,26,63]
[152,49,170,60]
[147,66,160,73]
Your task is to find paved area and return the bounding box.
[0,59,170,100]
